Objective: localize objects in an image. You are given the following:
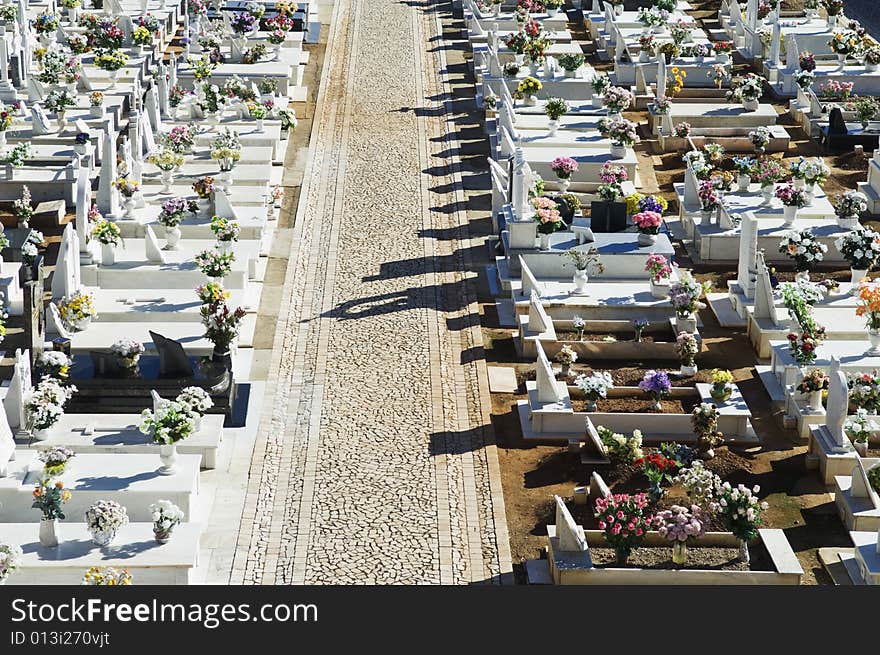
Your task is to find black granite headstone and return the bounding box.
[590,200,628,233]
[827,107,848,135]
[149,331,195,377]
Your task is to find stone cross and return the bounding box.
[752,251,779,325]
[656,57,667,99]
[2,348,30,431]
[553,495,587,552]
[96,125,121,217]
[825,357,848,450]
[535,341,566,404]
[736,212,758,300]
[527,290,551,334]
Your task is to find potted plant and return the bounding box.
[82,566,132,585]
[544,97,568,137]
[675,331,699,376]
[775,183,809,226]
[58,289,96,331]
[751,157,784,201]
[603,86,634,115]
[635,451,677,501]
[713,481,768,563]
[555,345,577,378]
[848,372,880,413]
[107,338,143,369]
[37,351,70,382]
[158,197,195,250]
[654,504,707,565]
[111,177,138,219]
[38,446,75,477]
[709,369,734,402]
[796,368,829,411]
[726,72,764,111]
[597,162,628,202]
[794,69,814,92]
[139,399,197,475]
[865,47,880,72]
[84,500,128,546]
[713,40,734,63]
[836,228,880,292]
[24,378,76,442]
[589,73,610,107]
[43,88,75,132]
[565,247,603,295]
[602,117,639,158]
[691,403,724,459]
[150,499,185,544]
[31,477,71,547]
[557,53,584,78]
[12,186,33,229]
[176,386,213,431]
[247,100,271,133]
[668,274,710,333]
[833,190,868,230]
[200,299,246,364]
[517,76,542,106]
[828,28,860,66]
[549,155,576,192]
[652,95,671,116]
[504,32,528,64]
[748,125,771,153]
[192,176,217,215]
[148,148,185,195]
[531,197,563,250]
[0,543,23,584]
[195,248,235,283]
[92,218,122,266]
[844,408,876,456]
[639,369,672,411]
[593,493,653,565]
[673,121,691,138]
[855,97,879,129]
[801,157,829,198]
[779,229,828,282]
[856,281,880,355]
[632,210,663,246]
[131,25,152,55]
[574,371,613,412]
[94,49,129,87]
[210,215,241,253]
[645,254,673,299]
[571,315,586,341]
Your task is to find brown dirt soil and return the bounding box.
[571,396,698,414]
[555,331,660,343]
[588,543,772,571]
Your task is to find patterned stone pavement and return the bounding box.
[231,0,512,584]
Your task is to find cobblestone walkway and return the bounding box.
[231,0,512,584]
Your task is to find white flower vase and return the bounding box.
[571,269,589,295]
[548,120,559,137]
[256,118,265,133]
[650,278,670,299]
[165,226,182,250]
[794,178,805,189]
[868,329,880,355]
[514,54,524,65]
[736,174,750,192]
[523,95,537,107]
[0,130,6,154]
[74,143,87,156]
[838,215,859,229]
[854,441,869,457]
[198,197,212,217]
[558,176,569,193]
[538,233,551,250]
[123,197,136,219]
[591,94,604,108]
[639,50,649,63]
[158,443,178,475]
[90,528,118,547]
[742,98,759,112]
[161,170,174,194]
[33,428,50,441]
[761,185,774,202]
[564,68,577,78]
[700,209,713,224]
[783,205,797,226]
[528,63,539,77]
[57,111,67,133]
[67,6,79,22]
[680,364,698,377]
[547,7,558,16]
[676,314,697,333]
[795,271,810,284]
[39,518,60,548]
[638,232,658,246]
[868,62,879,73]
[218,240,232,254]
[108,69,119,89]
[716,53,730,63]
[807,389,823,411]
[838,53,847,68]
[140,0,148,12]
[610,143,626,158]
[90,104,104,119]
[851,268,868,293]
[136,44,145,57]
[101,242,116,266]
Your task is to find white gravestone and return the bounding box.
[527,290,551,334]
[46,302,73,339]
[3,348,30,430]
[30,103,51,135]
[753,251,780,326]
[51,224,80,299]
[144,226,166,263]
[75,165,92,256]
[553,495,588,552]
[96,125,121,217]
[656,57,667,99]
[519,256,543,298]
[736,211,758,300]
[683,163,701,209]
[535,341,566,404]
[0,405,14,477]
[825,357,849,451]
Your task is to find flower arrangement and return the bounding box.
[574,371,614,404]
[555,345,577,369]
[177,386,213,416]
[667,274,710,317]
[112,177,138,198]
[632,318,649,342]
[169,84,190,108]
[787,329,825,366]
[730,157,755,177]
[834,190,868,220]
[751,157,785,189]
[195,249,235,279]
[845,408,878,444]
[192,176,216,199]
[0,543,23,583]
[557,53,585,73]
[638,194,667,214]
[549,156,578,179]
[726,72,764,102]
[132,25,152,46]
[828,29,860,57]
[654,504,707,544]
[848,372,880,412]
[865,47,880,66]
[210,216,241,243]
[779,230,827,271]
[714,41,734,54]
[603,117,639,146]
[749,126,771,151]
[775,183,809,208]
[638,6,668,28]
[652,96,671,115]
[632,210,662,235]
[94,49,128,72]
[243,43,268,65]
[565,248,603,273]
[3,142,31,167]
[147,148,184,172]
[589,73,611,96]
[794,70,814,91]
[187,55,216,82]
[39,446,75,477]
[835,227,880,270]
[818,79,853,100]
[230,11,257,34]
[594,493,653,564]
[796,368,829,393]
[639,369,671,407]
[38,351,70,381]
[856,281,880,331]
[711,369,734,398]
[666,65,686,94]
[531,197,563,235]
[58,290,96,328]
[597,426,644,463]
[645,254,673,283]
[248,101,271,121]
[85,499,128,535]
[603,86,634,114]
[870,465,880,496]
[682,150,710,178]
[713,481,768,542]
[673,121,691,138]
[634,451,678,499]
[82,566,132,585]
[504,32,528,55]
[597,162,628,200]
[674,461,721,509]
[200,300,246,353]
[196,282,230,306]
[523,36,551,65]
[158,197,197,228]
[33,10,59,34]
[110,338,144,365]
[669,20,693,45]
[12,186,33,226]
[32,478,71,520]
[544,97,568,121]
[139,399,197,445]
[697,181,719,212]
[517,76,542,97]
[675,331,699,366]
[150,499,185,542]
[92,218,121,246]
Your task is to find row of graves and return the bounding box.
[464,0,879,585]
[0,0,315,585]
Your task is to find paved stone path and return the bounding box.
[231,0,512,584]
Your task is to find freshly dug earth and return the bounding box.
[555,331,661,343]
[588,543,773,571]
[570,396,699,414]
[516,366,712,391]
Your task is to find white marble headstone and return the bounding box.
[554,495,587,552]
[0,404,14,477]
[753,252,779,326]
[3,348,31,430]
[736,212,758,300]
[47,302,73,339]
[144,225,166,263]
[825,357,848,450]
[527,290,551,334]
[519,256,543,298]
[30,103,51,135]
[535,341,566,404]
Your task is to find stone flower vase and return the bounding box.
[672,541,688,565]
[39,518,60,548]
[638,232,658,246]
[680,363,698,377]
[158,443,178,476]
[90,528,118,547]
[851,268,868,293]
[783,205,797,226]
[838,215,859,230]
[538,233,551,251]
[591,94,604,108]
[868,329,880,355]
[154,527,173,544]
[33,428,50,441]
[854,440,869,457]
[161,170,174,194]
[165,226,182,250]
[610,143,626,158]
[710,385,732,403]
[807,390,823,412]
[650,278,670,299]
[548,120,559,137]
[123,197,136,219]
[742,98,759,112]
[572,268,589,295]
[761,185,774,202]
[739,540,750,563]
[677,314,697,333]
[101,242,116,266]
